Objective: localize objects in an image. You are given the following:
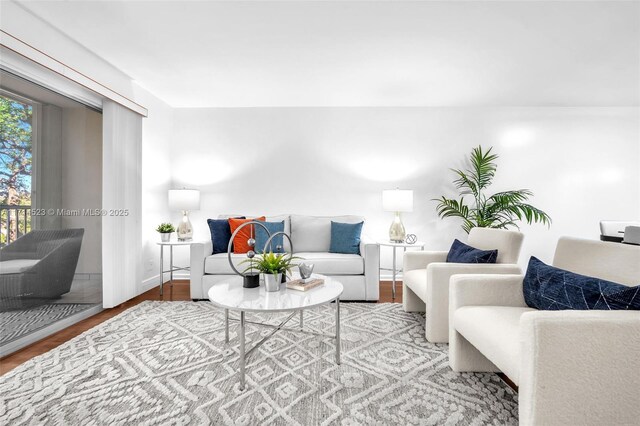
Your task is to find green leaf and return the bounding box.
[434,145,552,232]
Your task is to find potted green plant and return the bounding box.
[434,145,551,233]
[156,223,175,242]
[242,251,300,292]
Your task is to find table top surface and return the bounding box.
[377,240,425,247]
[156,240,193,246]
[208,274,343,312]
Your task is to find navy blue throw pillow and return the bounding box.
[446,239,498,263]
[523,256,640,311]
[329,221,364,255]
[254,221,285,253]
[207,217,245,254]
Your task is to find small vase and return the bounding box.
[160,232,171,242]
[264,273,282,292]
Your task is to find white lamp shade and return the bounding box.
[383,189,413,212]
[168,189,200,211]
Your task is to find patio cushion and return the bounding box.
[0,259,40,274]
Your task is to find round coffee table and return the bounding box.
[208,274,344,390]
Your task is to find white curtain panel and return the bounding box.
[102,100,142,308]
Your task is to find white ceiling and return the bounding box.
[15,1,640,108]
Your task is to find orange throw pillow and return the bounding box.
[229,217,266,254]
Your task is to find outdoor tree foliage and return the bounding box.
[434,145,551,233]
[0,95,32,205]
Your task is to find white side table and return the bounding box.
[156,240,192,296]
[378,240,426,299]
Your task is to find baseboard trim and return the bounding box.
[140,273,190,294]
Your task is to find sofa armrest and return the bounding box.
[403,251,448,272]
[425,263,522,342]
[361,238,380,301]
[449,273,527,312]
[519,310,640,426]
[190,239,212,299]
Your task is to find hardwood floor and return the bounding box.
[0,280,401,375]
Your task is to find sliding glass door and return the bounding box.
[0,71,103,355]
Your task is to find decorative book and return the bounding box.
[286,278,324,292]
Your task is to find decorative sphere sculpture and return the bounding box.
[247,237,256,247]
[246,250,255,259]
[405,234,418,244]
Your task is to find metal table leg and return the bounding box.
[159,245,164,296]
[335,297,341,365]
[392,246,397,299]
[170,245,174,289]
[225,309,229,343]
[239,311,246,390]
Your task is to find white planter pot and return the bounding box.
[264,273,282,292]
[160,232,171,242]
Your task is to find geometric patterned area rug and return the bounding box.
[0,303,96,346]
[0,301,518,425]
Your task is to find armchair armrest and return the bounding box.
[426,263,522,342]
[189,239,212,299]
[449,273,527,312]
[403,251,448,272]
[519,310,640,426]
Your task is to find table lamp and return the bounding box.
[168,189,200,241]
[383,189,413,243]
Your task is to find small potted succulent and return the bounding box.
[156,223,175,242]
[242,251,299,292]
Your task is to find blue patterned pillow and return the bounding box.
[254,221,285,254]
[329,221,363,255]
[446,239,498,263]
[523,256,640,310]
[207,217,245,254]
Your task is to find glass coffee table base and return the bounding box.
[223,298,341,391]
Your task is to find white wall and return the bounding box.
[1,1,136,99]
[170,107,639,274]
[134,85,173,292]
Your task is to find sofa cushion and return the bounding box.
[205,253,251,275]
[0,259,40,274]
[330,221,363,255]
[205,252,364,275]
[446,239,498,264]
[454,306,536,384]
[403,269,428,302]
[295,252,364,275]
[291,215,364,252]
[523,256,640,311]
[255,221,285,254]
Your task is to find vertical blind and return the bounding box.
[102,100,142,308]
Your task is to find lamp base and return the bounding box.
[177,211,193,241]
[389,211,406,243]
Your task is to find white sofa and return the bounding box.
[449,237,640,426]
[190,214,380,301]
[402,227,524,342]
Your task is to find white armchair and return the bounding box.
[449,237,640,425]
[402,227,524,342]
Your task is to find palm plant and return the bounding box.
[241,251,300,278]
[434,145,551,233]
